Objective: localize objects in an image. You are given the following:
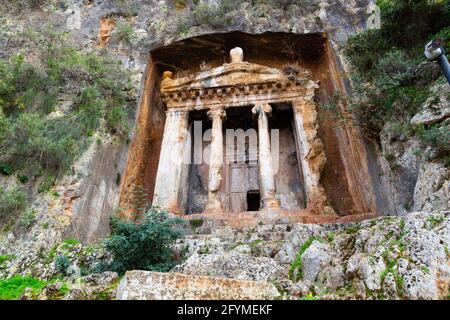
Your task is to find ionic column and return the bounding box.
[204,108,226,212]
[252,104,280,209]
[292,95,333,214]
[153,109,189,213]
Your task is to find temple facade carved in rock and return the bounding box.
[152,47,334,216]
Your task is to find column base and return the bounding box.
[261,197,280,209]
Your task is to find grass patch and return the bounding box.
[426,214,445,228]
[62,238,80,245]
[289,236,322,282]
[0,276,47,300]
[189,219,204,229]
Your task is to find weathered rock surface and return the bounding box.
[410,81,450,126]
[413,162,450,212]
[172,211,450,300]
[116,271,280,300]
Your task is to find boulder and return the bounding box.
[410,81,450,126]
[116,271,280,300]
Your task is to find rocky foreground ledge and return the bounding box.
[2,211,449,300]
[116,211,449,300]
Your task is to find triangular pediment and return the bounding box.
[161,62,295,93]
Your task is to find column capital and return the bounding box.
[207,108,226,121]
[252,103,272,116]
[166,109,188,119]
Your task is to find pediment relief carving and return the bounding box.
[160,48,316,108]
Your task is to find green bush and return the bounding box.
[0,27,132,179]
[344,0,450,149]
[54,254,71,276]
[0,186,27,219]
[19,208,37,228]
[415,123,450,165]
[101,207,186,275]
[345,0,450,77]
[114,22,136,45]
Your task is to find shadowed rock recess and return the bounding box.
[0,0,448,300]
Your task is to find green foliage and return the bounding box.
[0,163,13,175]
[114,22,136,45]
[426,213,445,228]
[191,0,236,28]
[415,123,450,165]
[299,292,319,300]
[0,276,47,300]
[434,26,450,47]
[101,207,186,275]
[115,0,139,17]
[19,208,37,228]
[0,254,13,267]
[62,238,80,245]
[54,254,71,276]
[189,218,204,229]
[0,27,132,179]
[344,0,450,153]
[289,236,322,282]
[37,176,54,193]
[6,0,48,10]
[0,186,27,219]
[345,0,450,76]
[176,0,319,33]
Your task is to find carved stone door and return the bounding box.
[228,163,260,213]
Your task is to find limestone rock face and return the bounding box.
[117,212,450,300]
[300,240,333,283]
[173,246,282,282]
[410,81,450,126]
[413,162,450,212]
[116,271,280,300]
[280,212,448,299]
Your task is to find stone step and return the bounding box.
[116,271,280,300]
[185,209,377,231]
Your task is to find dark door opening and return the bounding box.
[247,191,260,211]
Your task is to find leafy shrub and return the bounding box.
[54,254,71,276]
[114,22,136,45]
[19,208,37,228]
[415,123,450,165]
[192,0,235,28]
[115,0,140,17]
[101,207,186,275]
[0,186,27,219]
[345,0,450,77]
[373,50,417,90]
[0,27,133,179]
[344,0,449,147]
[6,0,48,10]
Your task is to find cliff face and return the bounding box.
[0,0,448,299]
[0,0,376,243]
